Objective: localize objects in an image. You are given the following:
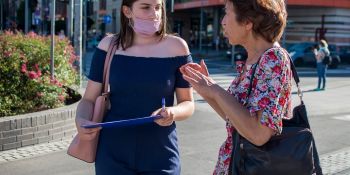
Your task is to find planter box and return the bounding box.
[0,102,79,151]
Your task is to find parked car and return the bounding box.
[226,45,248,62]
[339,46,350,64]
[288,42,340,68]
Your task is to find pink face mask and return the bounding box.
[130,16,161,36]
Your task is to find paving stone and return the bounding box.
[320,147,350,174]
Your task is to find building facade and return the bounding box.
[1,0,69,35]
[171,0,350,49]
[91,0,121,35]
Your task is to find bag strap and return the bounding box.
[246,48,303,104]
[101,35,118,94]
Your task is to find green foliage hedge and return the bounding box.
[0,31,79,117]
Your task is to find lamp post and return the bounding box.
[25,0,29,33]
[199,2,203,52]
[83,0,87,57]
[171,0,174,13]
[0,0,3,31]
[74,0,83,86]
[282,0,287,47]
[67,0,74,40]
[50,0,56,80]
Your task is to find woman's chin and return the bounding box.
[228,40,237,45]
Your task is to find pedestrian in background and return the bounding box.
[74,0,194,174]
[314,39,330,91]
[181,0,292,174]
[58,30,65,40]
[215,36,220,51]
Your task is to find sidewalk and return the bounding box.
[1,49,348,175]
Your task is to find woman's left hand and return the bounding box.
[153,107,175,126]
[182,66,217,99]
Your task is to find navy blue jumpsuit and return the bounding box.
[87,48,192,175]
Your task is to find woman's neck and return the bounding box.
[133,33,162,46]
[243,37,274,65]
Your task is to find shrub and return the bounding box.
[0,31,79,117]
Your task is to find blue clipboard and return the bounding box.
[81,115,163,129]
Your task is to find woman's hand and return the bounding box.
[181,64,217,100]
[153,107,176,126]
[180,59,209,77]
[75,117,101,141]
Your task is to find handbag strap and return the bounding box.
[101,35,118,94]
[246,48,303,103]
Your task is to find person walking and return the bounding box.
[74,0,194,174]
[181,0,292,174]
[314,39,330,91]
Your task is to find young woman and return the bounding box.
[181,0,292,174]
[314,39,330,91]
[75,0,194,174]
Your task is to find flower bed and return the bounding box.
[0,31,79,117]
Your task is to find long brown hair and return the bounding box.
[116,0,167,50]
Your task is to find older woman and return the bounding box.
[181,0,291,174]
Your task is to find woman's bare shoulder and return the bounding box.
[163,34,190,56]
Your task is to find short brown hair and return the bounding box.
[228,0,287,43]
[116,0,167,50]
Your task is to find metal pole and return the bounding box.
[282,0,287,47]
[67,0,74,40]
[25,0,29,33]
[40,0,45,34]
[231,45,236,67]
[74,0,82,86]
[116,1,121,33]
[171,0,174,13]
[0,0,3,31]
[43,0,48,35]
[83,0,87,56]
[199,7,203,52]
[50,0,56,80]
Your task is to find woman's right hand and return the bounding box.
[75,117,101,141]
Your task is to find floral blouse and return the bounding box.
[213,47,293,175]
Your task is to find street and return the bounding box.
[1,57,350,175]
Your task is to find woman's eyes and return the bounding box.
[141,6,161,11]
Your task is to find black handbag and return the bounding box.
[230,53,323,175]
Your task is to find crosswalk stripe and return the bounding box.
[332,115,350,121]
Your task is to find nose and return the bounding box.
[149,8,159,19]
[221,16,226,26]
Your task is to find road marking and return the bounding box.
[332,115,350,121]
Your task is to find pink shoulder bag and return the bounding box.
[67,36,118,163]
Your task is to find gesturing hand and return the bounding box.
[180,59,209,77]
[181,61,217,99]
